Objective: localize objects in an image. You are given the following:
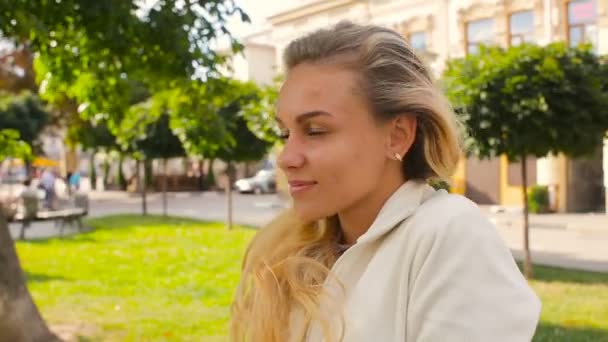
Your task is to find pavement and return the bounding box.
[8,190,608,273]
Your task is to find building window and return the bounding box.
[509,10,535,46]
[466,18,494,54]
[567,0,598,49]
[409,31,427,51]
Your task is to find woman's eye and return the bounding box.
[306,125,327,136]
[308,130,326,136]
[278,132,290,140]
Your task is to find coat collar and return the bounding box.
[356,180,436,244]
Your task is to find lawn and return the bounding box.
[15,214,608,341]
[529,264,608,341]
[16,215,255,341]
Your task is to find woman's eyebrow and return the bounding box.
[275,111,333,126]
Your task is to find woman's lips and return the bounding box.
[288,180,317,195]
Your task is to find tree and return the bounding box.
[171,78,271,229]
[66,116,118,190]
[443,42,608,278]
[0,46,37,93]
[0,1,248,338]
[136,113,186,217]
[0,91,50,156]
[0,131,61,342]
[0,129,31,160]
[216,99,273,230]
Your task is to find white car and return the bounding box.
[234,169,277,194]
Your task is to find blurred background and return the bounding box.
[0,0,607,341]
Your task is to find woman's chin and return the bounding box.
[292,201,331,223]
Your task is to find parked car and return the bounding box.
[234,169,276,194]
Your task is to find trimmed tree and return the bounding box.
[444,42,608,278]
[170,78,271,229]
[0,91,50,158]
[136,113,186,217]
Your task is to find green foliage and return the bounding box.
[0,91,50,154]
[136,113,186,160]
[528,185,550,214]
[66,116,117,151]
[430,179,451,192]
[0,0,249,146]
[240,76,282,144]
[0,129,31,160]
[168,78,272,162]
[444,43,608,162]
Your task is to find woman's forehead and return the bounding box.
[276,64,367,122]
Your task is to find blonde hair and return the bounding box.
[231,21,461,341]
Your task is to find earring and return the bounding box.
[394,152,403,162]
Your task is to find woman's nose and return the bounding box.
[277,140,305,171]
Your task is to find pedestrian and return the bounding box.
[69,170,81,192]
[230,21,540,341]
[39,168,56,209]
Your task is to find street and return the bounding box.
[8,190,608,272]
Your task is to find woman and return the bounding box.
[231,21,540,342]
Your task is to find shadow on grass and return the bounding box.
[23,234,99,245]
[517,262,608,285]
[24,271,70,283]
[16,214,255,245]
[534,322,608,342]
[84,214,217,230]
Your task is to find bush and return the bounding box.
[430,179,451,192]
[528,185,549,213]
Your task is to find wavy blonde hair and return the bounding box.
[230,21,462,341]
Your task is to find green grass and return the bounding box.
[15,215,608,341]
[16,215,255,341]
[528,264,608,341]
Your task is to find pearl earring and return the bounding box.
[394,152,403,162]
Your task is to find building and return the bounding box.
[240,0,607,212]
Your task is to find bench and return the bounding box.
[10,191,89,239]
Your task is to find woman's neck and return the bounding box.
[337,176,405,245]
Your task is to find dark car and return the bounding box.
[234,169,276,194]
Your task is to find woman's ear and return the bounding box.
[386,114,417,161]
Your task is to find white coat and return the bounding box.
[297,180,541,341]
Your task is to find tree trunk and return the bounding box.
[144,159,153,189]
[102,156,111,189]
[226,162,235,230]
[521,156,533,279]
[89,151,96,190]
[162,158,168,217]
[117,154,127,191]
[0,213,62,342]
[206,158,216,190]
[244,161,250,177]
[198,159,205,191]
[137,160,147,216]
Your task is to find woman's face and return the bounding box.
[276,62,392,222]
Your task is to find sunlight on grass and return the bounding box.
[527,264,608,341]
[17,215,255,341]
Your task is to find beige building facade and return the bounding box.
[243,0,608,212]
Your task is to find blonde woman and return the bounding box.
[231,21,541,342]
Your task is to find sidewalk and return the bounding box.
[481,205,608,232]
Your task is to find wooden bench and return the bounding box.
[12,207,87,239]
[9,192,89,239]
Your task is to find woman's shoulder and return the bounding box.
[402,189,497,245]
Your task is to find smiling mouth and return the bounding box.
[288,181,317,195]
